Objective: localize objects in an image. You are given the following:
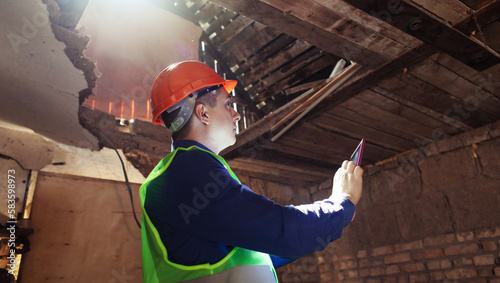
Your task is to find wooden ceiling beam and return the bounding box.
[343,0,500,71]
[458,0,495,10]
[208,0,389,68]
[221,42,438,159]
[454,0,500,34]
[228,157,331,183]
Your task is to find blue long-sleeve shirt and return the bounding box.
[144,140,355,268]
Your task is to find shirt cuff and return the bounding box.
[324,196,356,228]
[340,197,356,227]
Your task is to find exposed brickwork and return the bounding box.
[423,234,456,247]
[394,240,423,252]
[445,267,478,279]
[477,228,500,239]
[316,227,500,283]
[371,246,394,257]
[444,243,481,256]
[412,248,444,260]
[457,231,475,242]
[384,253,411,264]
[473,254,495,266]
[482,240,498,251]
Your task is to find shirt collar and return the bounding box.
[172,140,214,153]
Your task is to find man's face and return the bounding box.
[209,88,241,149]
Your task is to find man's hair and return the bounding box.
[161,87,221,140]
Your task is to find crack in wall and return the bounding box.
[42,0,99,105]
[443,194,457,233]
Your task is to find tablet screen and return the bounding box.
[349,139,365,166]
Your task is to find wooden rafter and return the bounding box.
[209,0,398,68]
[344,0,500,71]
[455,0,500,34]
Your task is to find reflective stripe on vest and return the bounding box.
[140,146,278,283]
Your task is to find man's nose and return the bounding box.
[232,108,241,122]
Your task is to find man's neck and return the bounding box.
[181,133,220,155]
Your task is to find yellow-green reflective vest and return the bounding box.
[140,146,278,283]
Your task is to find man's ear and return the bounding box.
[194,104,209,125]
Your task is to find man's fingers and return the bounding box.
[354,165,364,177]
[346,161,356,172]
[341,160,348,169]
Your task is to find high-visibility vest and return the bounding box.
[140,145,278,283]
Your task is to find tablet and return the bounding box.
[349,139,365,166]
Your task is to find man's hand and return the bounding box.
[331,160,363,206]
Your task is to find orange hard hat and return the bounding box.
[150,61,237,125]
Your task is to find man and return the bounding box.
[140,61,363,282]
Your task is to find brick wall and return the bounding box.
[311,121,500,283]
[320,227,500,282]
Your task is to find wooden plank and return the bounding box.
[209,0,388,68]
[344,0,500,70]
[285,79,327,96]
[480,20,500,53]
[211,15,254,47]
[228,157,331,181]
[370,85,473,132]
[219,21,268,56]
[410,0,470,25]
[23,170,38,219]
[186,0,209,12]
[232,165,316,187]
[255,57,334,104]
[196,2,223,26]
[429,52,500,99]
[330,104,431,145]
[311,112,414,151]
[250,49,325,101]
[234,34,295,75]
[341,97,438,142]
[254,0,413,60]
[262,141,340,167]
[314,0,422,48]
[277,123,398,165]
[204,9,237,35]
[458,0,495,9]
[454,0,500,34]
[240,40,312,85]
[242,148,335,175]
[356,89,464,135]
[226,28,284,70]
[409,58,500,118]
[376,71,494,128]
